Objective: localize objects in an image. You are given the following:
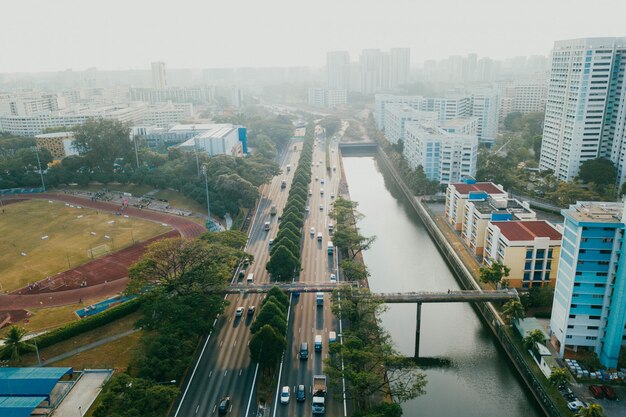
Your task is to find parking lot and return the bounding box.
[568,382,626,417]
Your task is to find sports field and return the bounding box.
[0,199,170,292]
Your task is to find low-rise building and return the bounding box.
[35,132,77,160]
[462,196,535,255]
[445,179,507,231]
[307,88,347,108]
[177,124,243,157]
[483,220,562,288]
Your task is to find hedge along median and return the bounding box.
[35,298,141,349]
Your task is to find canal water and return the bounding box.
[342,155,543,417]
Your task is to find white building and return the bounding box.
[441,117,479,136]
[383,104,438,144]
[151,62,168,90]
[403,122,478,184]
[389,48,410,90]
[326,51,351,90]
[471,90,500,144]
[539,37,626,183]
[177,124,242,157]
[513,77,548,113]
[0,94,67,116]
[307,88,347,109]
[141,102,193,128]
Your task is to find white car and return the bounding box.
[315,176,318,181]
[309,189,312,196]
[320,179,325,185]
[319,205,324,211]
[305,206,310,212]
[330,193,335,199]
[280,386,290,404]
[330,274,337,283]
[235,307,244,317]
[567,400,586,411]
[310,227,315,236]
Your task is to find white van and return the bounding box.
[317,232,323,241]
[246,273,254,284]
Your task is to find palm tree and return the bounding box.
[575,403,605,417]
[548,367,569,387]
[502,300,525,324]
[522,329,546,352]
[0,326,34,362]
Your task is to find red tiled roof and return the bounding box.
[491,220,562,241]
[452,182,504,195]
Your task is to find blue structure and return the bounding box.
[549,201,626,368]
[0,397,48,417]
[75,295,136,318]
[238,127,248,154]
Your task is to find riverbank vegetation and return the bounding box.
[327,287,426,413]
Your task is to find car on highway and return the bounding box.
[319,205,324,211]
[330,273,337,283]
[264,221,270,231]
[268,239,274,247]
[317,232,323,241]
[309,189,312,195]
[321,178,325,184]
[310,227,315,236]
[218,396,231,414]
[330,193,335,199]
[280,386,290,404]
[235,307,244,317]
[305,206,310,212]
[296,384,306,402]
[333,165,337,171]
[320,188,324,195]
[247,306,255,316]
[315,176,318,181]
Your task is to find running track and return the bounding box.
[0,193,207,313]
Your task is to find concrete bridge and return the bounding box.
[224,283,518,358]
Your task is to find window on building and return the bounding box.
[548,249,554,258]
[590,315,601,320]
[525,261,532,270]
[536,249,545,259]
[587,326,599,330]
[569,314,576,319]
[533,271,542,280]
[523,272,530,281]
[525,249,532,259]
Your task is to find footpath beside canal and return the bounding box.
[369,146,564,417]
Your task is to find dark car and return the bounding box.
[296,384,306,402]
[218,396,231,414]
[601,385,617,400]
[589,385,605,399]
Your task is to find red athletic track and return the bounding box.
[0,193,207,317]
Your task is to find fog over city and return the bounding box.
[2,0,626,72]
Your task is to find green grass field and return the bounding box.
[0,199,170,292]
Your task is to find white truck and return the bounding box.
[312,375,327,414]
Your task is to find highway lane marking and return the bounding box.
[195,405,199,414]
[233,339,237,347]
[224,370,228,377]
[219,340,223,348]
[239,369,243,376]
[245,363,260,417]
[209,370,212,377]
[212,405,216,414]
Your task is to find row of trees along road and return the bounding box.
[266,127,314,281]
[92,231,251,417]
[1,118,283,218]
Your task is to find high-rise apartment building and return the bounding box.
[326,51,350,90]
[549,201,626,368]
[389,48,410,89]
[539,38,626,183]
[359,49,385,95]
[151,61,168,90]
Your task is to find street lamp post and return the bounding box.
[33,146,46,192]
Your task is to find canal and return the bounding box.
[342,155,543,417]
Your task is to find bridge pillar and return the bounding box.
[414,302,422,358]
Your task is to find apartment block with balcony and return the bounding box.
[462,196,536,255]
[549,201,626,368]
[484,220,562,288]
[445,179,507,231]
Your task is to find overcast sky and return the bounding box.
[2,0,625,73]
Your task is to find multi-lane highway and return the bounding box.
[272,123,347,417]
[172,142,303,417]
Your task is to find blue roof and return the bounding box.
[0,367,73,396]
[0,396,47,417]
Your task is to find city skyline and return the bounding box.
[2,0,626,73]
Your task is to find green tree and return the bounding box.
[501,300,525,324]
[250,301,287,334]
[73,119,134,173]
[265,245,298,281]
[199,229,247,249]
[340,259,370,282]
[479,261,511,287]
[504,112,524,131]
[0,326,34,361]
[578,158,617,189]
[548,367,569,388]
[249,324,287,366]
[354,402,403,417]
[522,329,547,352]
[263,286,290,309]
[575,404,605,417]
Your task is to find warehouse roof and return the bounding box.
[0,367,73,397]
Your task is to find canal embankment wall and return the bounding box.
[341,144,564,417]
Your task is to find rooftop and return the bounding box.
[491,220,562,242]
[35,132,74,138]
[565,201,624,224]
[451,182,504,195]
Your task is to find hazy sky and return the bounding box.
[2,0,625,73]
